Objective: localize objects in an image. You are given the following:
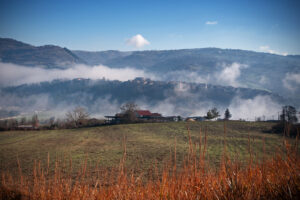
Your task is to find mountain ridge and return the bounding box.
[0,77,288,119]
[1,37,299,108]
[0,38,85,68]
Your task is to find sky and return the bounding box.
[0,0,300,54]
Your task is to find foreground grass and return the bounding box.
[0,124,299,200]
[0,121,292,178]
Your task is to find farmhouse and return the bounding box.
[105,110,179,124]
[135,110,162,119]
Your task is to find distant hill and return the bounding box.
[73,48,300,73]
[0,38,299,111]
[0,38,85,68]
[73,50,132,66]
[2,39,299,98]
[73,48,300,102]
[0,78,288,118]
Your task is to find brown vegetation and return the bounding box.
[1,124,300,200]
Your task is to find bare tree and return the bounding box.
[32,114,39,128]
[272,105,298,137]
[280,105,298,124]
[119,102,139,123]
[120,102,139,113]
[66,107,90,127]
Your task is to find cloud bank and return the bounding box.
[0,62,285,121]
[283,73,300,92]
[0,62,248,88]
[259,45,288,56]
[136,96,281,121]
[215,63,247,87]
[228,95,281,121]
[0,91,283,121]
[0,62,154,86]
[134,82,282,121]
[126,34,150,48]
[159,62,247,87]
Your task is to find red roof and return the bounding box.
[151,113,162,117]
[136,110,152,116]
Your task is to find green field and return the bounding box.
[0,121,291,177]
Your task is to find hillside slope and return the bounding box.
[1,38,299,102]
[0,38,85,68]
[74,48,300,101]
[0,78,287,118]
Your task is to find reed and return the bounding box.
[1,122,299,200]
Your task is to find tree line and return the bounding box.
[0,104,298,134]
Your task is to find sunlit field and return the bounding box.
[0,121,288,175]
[1,121,299,199]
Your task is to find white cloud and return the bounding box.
[259,45,270,52]
[174,82,191,95]
[0,62,154,86]
[0,61,284,120]
[259,75,268,84]
[156,62,247,87]
[215,63,247,87]
[136,96,214,117]
[259,45,288,56]
[0,61,247,88]
[126,34,150,48]
[228,95,281,121]
[205,21,218,25]
[137,93,282,121]
[283,73,300,91]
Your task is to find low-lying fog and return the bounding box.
[0,61,298,121]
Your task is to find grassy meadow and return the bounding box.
[0,121,290,176]
[1,121,300,199]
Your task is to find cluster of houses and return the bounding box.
[104,108,229,125]
[105,110,181,124]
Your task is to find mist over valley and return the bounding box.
[0,38,299,121]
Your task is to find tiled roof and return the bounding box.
[151,113,162,117]
[136,110,152,116]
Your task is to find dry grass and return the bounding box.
[1,123,300,200]
[0,121,287,176]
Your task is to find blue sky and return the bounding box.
[0,0,299,54]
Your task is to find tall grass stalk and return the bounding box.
[1,126,300,200]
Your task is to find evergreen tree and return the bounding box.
[224,108,232,120]
[206,107,220,120]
